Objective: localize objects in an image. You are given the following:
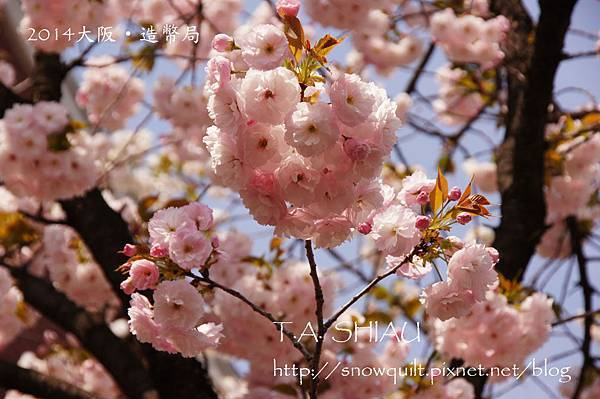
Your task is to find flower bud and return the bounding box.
[211,33,234,52]
[357,222,372,235]
[122,243,137,257]
[276,0,301,17]
[415,215,431,230]
[448,186,461,201]
[150,244,168,258]
[416,191,429,205]
[486,247,500,264]
[457,212,472,225]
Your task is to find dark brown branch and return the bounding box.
[305,240,325,399]
[60,189,220,399]
[28,46,220,398]
[0,359,99,399]
[403,43,435,94]
[492,0,578,281]
[0,83,29,117]
[8,266,157,399]
[198,273,312,360]
[32,52,67,102]
[324,244,420,330]
[567,217,594,399]
[60,189,135,308]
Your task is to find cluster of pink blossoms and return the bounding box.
[19,0,120,53]
[304,0,423,71]
[154,76,211,130]
[0,267,38,350]
[125,0,242,65]
[364,168,499,320]
[422,241,498,321]
[30,225,119,312]
[430,8,509,67]
[433,291,554,372]
[5,331,121,399]
[433,65,487,125]
[462,158,498,193]
[538,127,600,259]
[0,102,101,201]
[123,202,222,357]
[209,232,416,399]
[203,22,402,248]
[76,58,145,130]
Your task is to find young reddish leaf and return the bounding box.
[283,15,305,63]
[312,34,345,63]
[455,194,492,218]
[458,176,474,204]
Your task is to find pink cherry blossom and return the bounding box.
[329,73,379,127]
[284,102,339,156]
[447,242,497,301]
[153,280,205,330]
[239,67,300,125]
[148,207,195,247]
[168,229,212,270]
[422,281,475,321]
[239,24,289,70]
[127,259,160,292]
[370,204,420,257]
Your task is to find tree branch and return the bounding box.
[305,240,325,399]
[198,273,312,360]
[567,217,594,399]
[0,359,99,399]
[492,0,578,281]
[8,266,157,399]
[324,244,420,330]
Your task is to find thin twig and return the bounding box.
[305,240,325,399]
[198,273,312,360]
[324,244,421,330]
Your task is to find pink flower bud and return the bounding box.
[343,138,371,161]
[276,0,300,17]
[122,243,137,257]
[43,330,58,344]
[211,33,234,52]
[120,279,135,295]
[448,186,461,201]
[211,236,220,248]
[150,244,168,258]
[457,212,472,225]
[486,247,500,264]
[415,215,431,230]
[416,191,429,205]
[357,222,372,235]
